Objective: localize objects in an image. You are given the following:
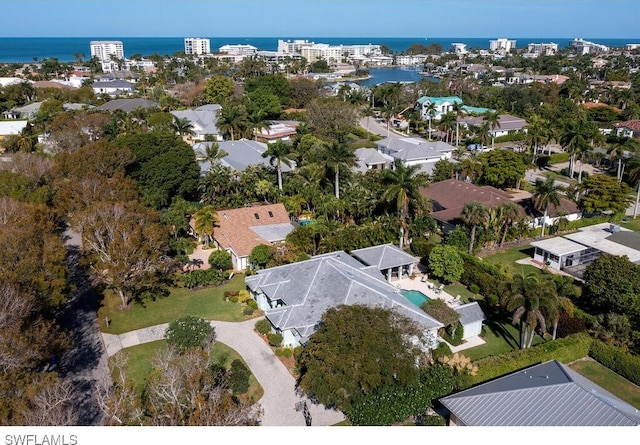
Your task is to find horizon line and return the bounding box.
[2,36,640,40]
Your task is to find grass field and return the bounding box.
[114,340,264,404]
[463,319,545,361]
[569,358,640,409]
[98,274,254,335]
[480,245,545,278]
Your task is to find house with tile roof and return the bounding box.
[438,359,640,426]
[375,137,455,175]
[419,178,521,232]
[170,104,222,142]
[245,249,444,348]
[192,203,294,272]
[351,243,419,281]
[96,98,160,113]
[614,120,640,139]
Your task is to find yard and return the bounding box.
[98,274,254,335]
[114,339,264,405]
[479,245,545,278]
[462,319,545,361]
[569,358,640,409]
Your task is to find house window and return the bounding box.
[254,213,259,219]
[268,211,273,217]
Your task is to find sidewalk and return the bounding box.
[102,318,345,426]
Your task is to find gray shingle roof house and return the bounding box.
[245,250,443,348]
[351,243,418,281]
[375,137,455,175]
[193,139,296,175]
[438,360,640,426]
[453,302,485,340]
[354,147,394,173]
[170,105,222,141]
[96,98,160,113]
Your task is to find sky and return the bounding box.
[0,0,639,38]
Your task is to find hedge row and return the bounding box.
[589,340,640,386]
[471,332,593,384]
[548,152,570,164]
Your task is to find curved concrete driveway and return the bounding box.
[103,318,345,426]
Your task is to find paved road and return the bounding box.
[359,117,405,139]
[59,228,111,425]
[103,318,345,426]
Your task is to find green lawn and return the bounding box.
[462,319,545,361]
[480,245,545,278]
[114,340,264,404]
[98,274,254,334]
[443,282,476,303]
[621,217,640,232]
[569,359,640,409]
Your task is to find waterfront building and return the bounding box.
[277,39,315,54]
[569,38,609,55]
[489,38,516,52]
[524,42,558,58]
[218,44,258,55]
[89,41,124,61]
[184,37,210,55]
[450,43,467,54]
[625,43,640,51]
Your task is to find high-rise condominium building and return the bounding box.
[489,38,517,52]
[184,38,211,55]
[89,41,124,61]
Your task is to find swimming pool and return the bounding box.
[400,289,431,308]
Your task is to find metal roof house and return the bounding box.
[438,360,640,426]
[245,249,444,348]
[170,104,222,142]
[375,137,455,175]
[351,243,419,282]
[453,302,486,340]
[193,139,296,175]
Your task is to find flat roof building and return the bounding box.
[184,38,210,55]
[89,41,124,62]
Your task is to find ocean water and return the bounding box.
[0,37,637,63]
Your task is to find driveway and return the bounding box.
[103,317,345,426]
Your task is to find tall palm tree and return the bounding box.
[216,103,249,141]
[193,205,218,249]
[526,114,551,163]
[498,201,522,248]
[248,108,270,141]
[197,142,228,170]
[424,102,437,141]
[380,160,430,248]
[546,275,578,340]
[559,117,597,179]
[452,102,465,147]
[173,116,195,138]
[262,140,294,191]
[461,201,487,254]
[472,121,491,149]
[322,141,357,199]
[438,112,456,144]
[532,177,562,238]
[502,272,558,348]
[483,110,501,149]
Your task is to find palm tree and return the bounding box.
[559,117,597,179]
[197,142,228,170]
[173,116,195,138]
[322,141,357,199]
[502,272,558,348]
[438,112,456,144]
[216,103,249,141]
[452,102,465,147]
[461,201,487,254]
[248,108,270,141]
[532,177,562,238]
[262,140,294,191]
[472,121,491,149]
[526,114,551,164]
[424,102,437,141]
[627,159,640,218]
[380,160,430,248]
[498,202,522,248]
[459,158,483,182]
[546,275,578,340]
[483,111,501,149]
[193,205,218,249]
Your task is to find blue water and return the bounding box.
[0,37,637,63]
[355,67,432,88]
[400,289,431,308]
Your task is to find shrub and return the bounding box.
[247,299,258,310]
[548,152,570,164]
[238,289,251,303]
[267,332,283,347]
[249,244,274,269]
[275,347,293,358]
[164,315,215,353]
[242,306,254,316]
[229,295,238,303]
[472,332,593,384]
[208,249,233,271]
[228,359,251,394]
[411,238,436,259]
[589,340,640,386]
[183,269,226,289]
[416,414,447,426]
[255,318,272,335]
[469,284,480,294]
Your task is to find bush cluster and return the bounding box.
[228,359,251,394]
[267,332,283,347]
[459,254,508,299]
[346,364,456,426]
[183,269,226,289]
[255,319,272,335]
[589,340,640,386]
[164,315,215,352]
[275,347,293,358]
[472,332,593,384]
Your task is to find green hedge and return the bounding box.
[589,340,640,386]
[471,332,593,384]
[549,152,570,164]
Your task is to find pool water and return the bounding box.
[400,289,431,307]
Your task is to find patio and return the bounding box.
[395,275,486,353]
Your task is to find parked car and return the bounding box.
[467,143,490,152]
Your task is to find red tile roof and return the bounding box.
[614,120,640,131]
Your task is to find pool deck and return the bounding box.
[395,275,486,353]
